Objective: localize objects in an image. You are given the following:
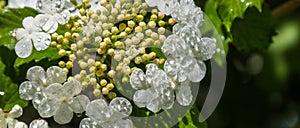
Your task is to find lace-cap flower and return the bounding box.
[37,80,89,124]
[0,104,27,128]
[130,64,175,113]
[14,16,51,58]
[80,97,133,128]
[19,66,67,108]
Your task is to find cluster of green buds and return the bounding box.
[49,0,176,100]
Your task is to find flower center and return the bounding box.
[61,97,67,103]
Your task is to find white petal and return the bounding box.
[63,80,82,97]
[38,99,58,118]
[176,81,193,106]
[6,118,18,128]
[70,95,90,113]
[109,97,132,116]
[145,0,157,7]
[8,0,26,8]
[22,17,40,32]
[188,61,206,82]
[0,119,5,128]
[8,104,23,118]
[26,66,47,85]
[45,83,64,99]
[32,91,47,109]
[129,68,147,90]
[29,119,49,128]
[15,121,28,128]
[46,66,67,84]
[15,38,33,58]
[55,10,71,24]
[54,103,73,124]
[35,14,49,28]
[86,99,113,123]
[133,89,158,108]
[32,32,50,51]
[14,28,27,40]
[19,81,38,100]
[79,118,101,128]
[42,16,58,33]
[146,98,161,113]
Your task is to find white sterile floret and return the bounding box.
[14,16,51,58]
[80,98,133,128]
[34,0,71,33]
[37,80,90,124]
[0,104,28,128]
[130,64,175,113]
[19,66,67,109]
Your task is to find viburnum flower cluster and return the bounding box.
[19,66,89,124]
[0,104,49,128]
[6,0,218,127]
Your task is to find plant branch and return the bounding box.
[272,0,300,18]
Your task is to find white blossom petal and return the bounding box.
[26,66,47,85]
[54,103,73,124]
[42,16,58,33]
[19,81,38,100]
[15,38,33,58]
[38,99,59,118]
[109,97,132,116]
[86,99,113,123]
[46,66,67,84]
[45,83,65,99]
[15,121,28,128]
[176,81,193,106]
[63,80,82,97]
[8,104,23,118]
[31,32,51,51]
[55,10,70,24]
[14,28,27,40]
[22,17,40,32]
[70,95,90,113]
[29,119,49,128]
[79,118,101,128]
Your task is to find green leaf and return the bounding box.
[14,47,61,68]
[230,6,277,51]
[216,0,263,32]
[0,7,38,50]
[0,59,28,111]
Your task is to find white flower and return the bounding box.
[130,64,175,113]
[0,105,28,128]
[37,80,89,124]
[14,16,51,58]
[80,97,133,128]
[34,0,71,33]
[19,66,67,109]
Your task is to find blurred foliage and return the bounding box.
[0,57,28,111]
